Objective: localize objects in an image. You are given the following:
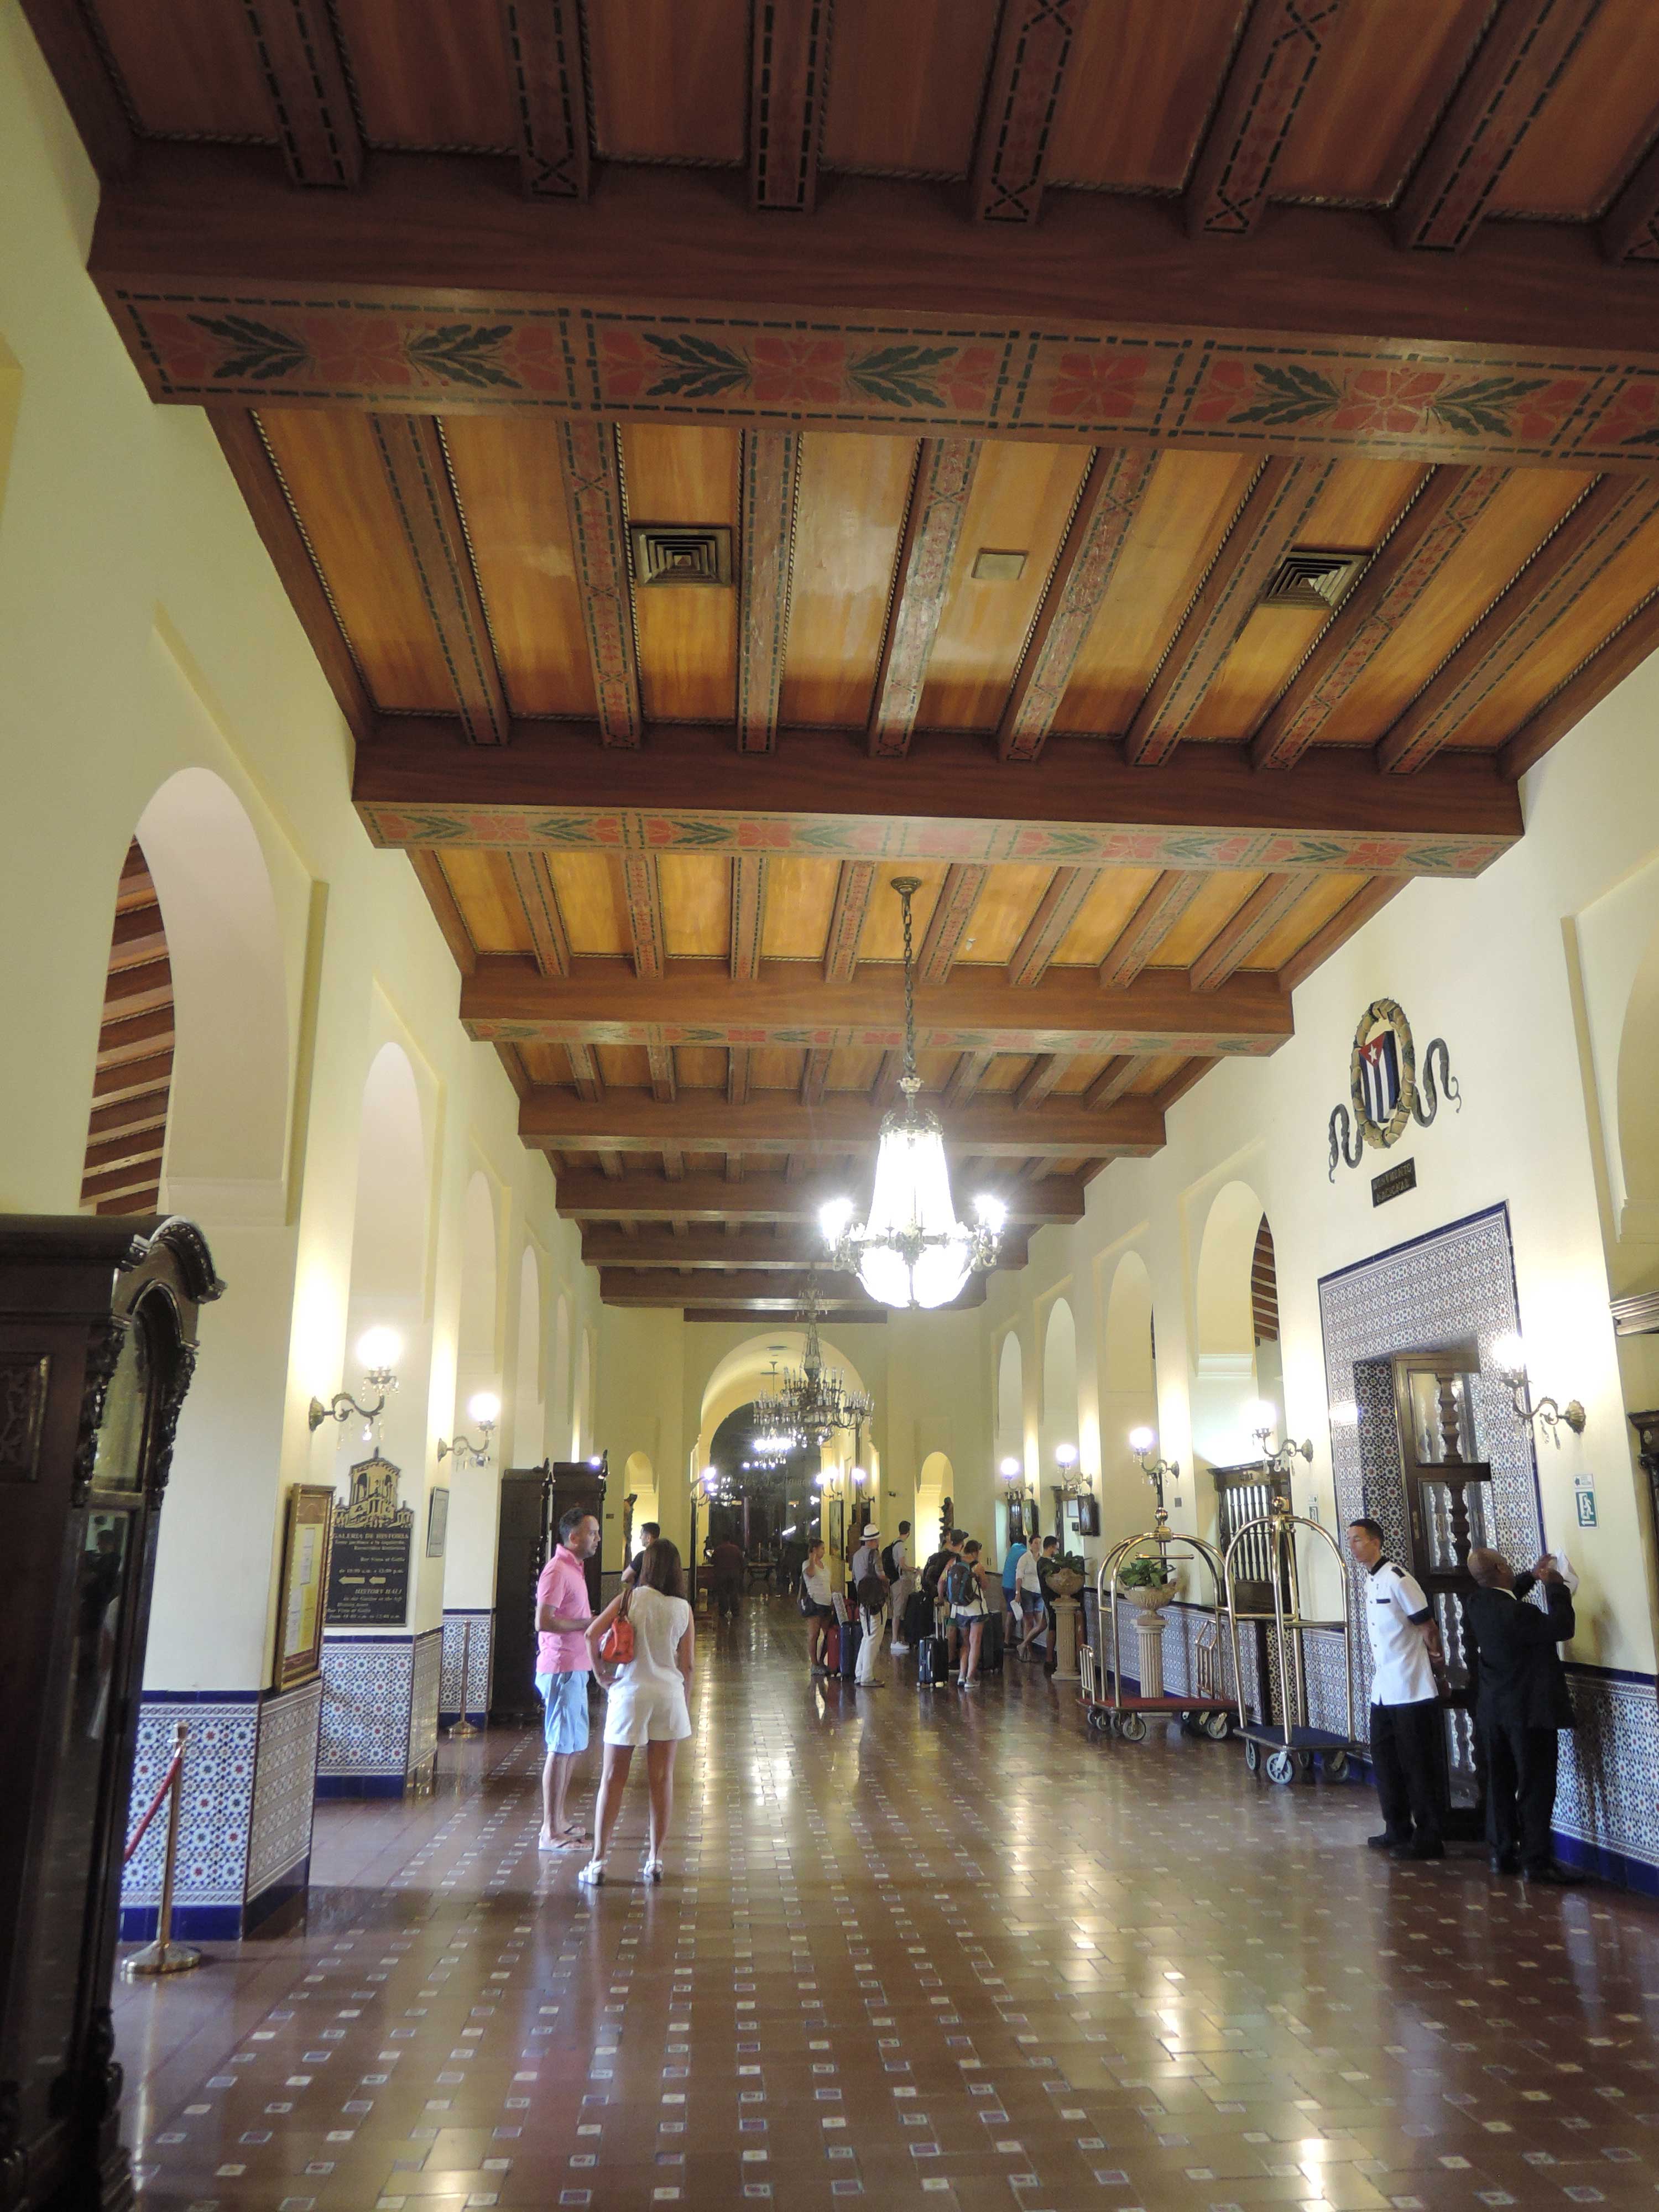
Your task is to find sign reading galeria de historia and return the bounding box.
[325,1452,415,1626]
[1327,998,1460,1182]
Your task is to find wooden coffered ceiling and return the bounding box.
[32,0,1659,1310]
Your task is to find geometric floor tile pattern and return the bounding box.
[114,1603,1659,2212]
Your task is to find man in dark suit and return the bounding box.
[1465,1548,1578,1885]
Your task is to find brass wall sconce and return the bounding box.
[310,1326,400,1439]
[1129,1425,1180,1511]
[437,1391,500,1469]
[1249,1400,1315,1479]
[1493,1332,1585,1446]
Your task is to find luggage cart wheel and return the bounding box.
[1086,1707,1108,1734]
[1266,1749,1295,1785]
[1323,1750,1348,1782]
[1244,1738,1260,1773]
[1203,1711,1231,1741]
[1295,1751,1314,1778]
[1120,1712,1147,1743]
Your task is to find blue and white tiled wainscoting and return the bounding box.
[1318,1200,1659,1893]
[317,1627,442,1798]
[439,1608,494,1728]
[119,1676,323,1941]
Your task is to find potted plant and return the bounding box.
[1045,1547,1087,1601]
[1118,1552,1178,1611]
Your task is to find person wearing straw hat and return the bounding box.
[849,1522,889,1687]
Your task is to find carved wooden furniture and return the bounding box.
[0,1214,221,2212]
[490,1464,552,1725]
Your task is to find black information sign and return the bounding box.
[1371,1156,1417,1207]
[325,1520,412,1624]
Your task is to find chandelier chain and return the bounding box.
[900,880,917,1082]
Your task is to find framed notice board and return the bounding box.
[274,1483,335,1690]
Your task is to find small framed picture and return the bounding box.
[274,1484,335,1691]
[426,1485,450,1558]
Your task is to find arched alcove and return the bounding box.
[1039,1298,1079,1539]
[1616,919,1659,1241]
[134,767,290,1207]
[1101,1251,1158,1543]
[552,1293,572,1457]
[916,1451,952,1561]
[1192,1178,1271,1468]
[996,1332,1024,1474]
[623,1451,658,1555]
[443,1171,502,1616]
[513,1245,545,1466]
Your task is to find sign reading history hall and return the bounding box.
[325,1453,414,1626]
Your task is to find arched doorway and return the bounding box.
[916,1451,952,1562]
[1192,1179,1273,1473]
[513,1244,545,1467]
[1102,1251,1159,1545]
[1040,1297,1079,1543]
[442,1171,502,1724]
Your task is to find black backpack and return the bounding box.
[943,1557,977,1609]
[880,1540,902,1583]
[920,1549,951,1600]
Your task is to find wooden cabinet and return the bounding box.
[0,1215,221,2212]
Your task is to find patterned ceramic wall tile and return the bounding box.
[1554,1671,1659,1867]
[440,1610,494,1716]
[247,1677,322,1899]
[409,1627,442,1775]
[319,1635,414,1776]
[122,1695,259,1910]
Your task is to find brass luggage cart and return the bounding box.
[1222,1499,1356,1784]
[1082,1510,1231,1742]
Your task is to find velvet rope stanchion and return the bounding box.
[122,1721,202,1978]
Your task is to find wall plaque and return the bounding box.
[325,1453,414,1626]
[1371,1157,1417,1207]
[1328,997,1459,1181]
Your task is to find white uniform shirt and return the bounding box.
[1014,1548,1044,1599]
[1363,1557,1437,1705]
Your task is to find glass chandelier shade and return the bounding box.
[822,877,1004,1310]
[752,1286,874,1448]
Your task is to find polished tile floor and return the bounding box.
[116,1604,1659,2212]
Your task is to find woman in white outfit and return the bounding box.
[581,1539,694,1885]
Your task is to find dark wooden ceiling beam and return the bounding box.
[1601,132,1659,264]
[998,446,1159,763]
[1084,1055,1145,1108]
[872,1051,905,1115]
[522,1088,1163,1159]
[728,1048,752,1108]
[619,854,666,979]
[357,722,1521,875]
[556,1166,1086,1223]
[410,852,476,975]
[969,0,1081,225]
[1006,867,1098,986]
[1277,873,1406,991]
[1150,1058,1215,1115]
[800,1047,831,1105]
[730,854,769,980]
[1395,0,1604,253]
[464,953,1292,1054]
[867,440,981,758]
[1186,0,1344,238]
[507,852,572,977]
[371,415,509,743]
[498,0,591,200]
[823,860,877,982]
[92,1050,174,1104]
[601,1267,987,1311]
[646,1033,677,1103]
[1251,464,1507,769]
[1376,474,1659,772]
[944,1050,994,1105]
[737,431,800,753]
[1099,872,1203,987]
[239,0,362,188]
[556,419,642,746]
[18,0,135,179]
[87,1092,169,1142]
[587,1224,1033,1271]
[917,865,987,984]
[1499,587,1659,779]
[1015,1054,1065,1110]
[1191,870,1314,989]
[565,1041,603,1104]
[90,152,1659,468]
[212,413,373,740]
[749,0,835,213]
[1123,458,1338,765]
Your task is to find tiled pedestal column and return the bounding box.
[316,1628,442,1797]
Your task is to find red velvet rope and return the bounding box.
[122,1741,185,1868]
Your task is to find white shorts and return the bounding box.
[603,1678,691,1746]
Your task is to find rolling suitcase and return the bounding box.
[840,1616,862,1679]
[916,1633,949,1688]
[980,1610,1004,1674]
[823,1621,839,1673]
[902,1590,932,1647]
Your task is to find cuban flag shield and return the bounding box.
[1358,1028,1400,1126]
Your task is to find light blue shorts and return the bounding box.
[535,1670,591,1755]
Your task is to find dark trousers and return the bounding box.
[1481,1712,1559,1870]
[1370,1697,1443,1842]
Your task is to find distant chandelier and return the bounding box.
[753,1284,874,1448]
[820,877,1005,1309]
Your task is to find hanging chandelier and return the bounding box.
[753,1284,874,1447]
[820,877,1005,1308]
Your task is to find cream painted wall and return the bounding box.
[985,651,1659,1681]
[0,14,602,1693]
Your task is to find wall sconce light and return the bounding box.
[998,1454,1024,1486]
[310,1326,401,1439]
[1249,1399,1314,1479]
[851,1464,868,1490]
[1129,1425,1180,1512]
[438,1391,500,1469]
[1492,1331,1585,1446]
[1052,1442,1090,1497]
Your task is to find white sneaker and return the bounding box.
[890,1642,910,1655]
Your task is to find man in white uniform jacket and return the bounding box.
[1348,1516,1446,1860]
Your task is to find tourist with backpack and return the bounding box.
[881,1521,914,1653]
[921,1530,966,1661]
[800,1538,833,1674]
[848,1522,888,1687]
[944,1539,998,1688]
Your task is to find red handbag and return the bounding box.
[598,1592,634,1665]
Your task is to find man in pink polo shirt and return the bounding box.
[535,1506,600,1851]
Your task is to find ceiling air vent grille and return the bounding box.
[629,523,733,587]
[1259,548,1367,611]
